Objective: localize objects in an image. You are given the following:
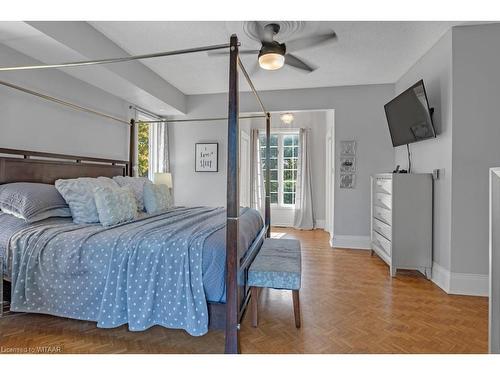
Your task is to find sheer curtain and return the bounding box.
[293,128,314,230]
[250,129,265,219]
[149,121,170,177]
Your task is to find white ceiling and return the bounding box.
[90,21,462,95]
[0,21,466,114]
[0,21,186,114]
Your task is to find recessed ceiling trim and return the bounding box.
[244,21,306,42]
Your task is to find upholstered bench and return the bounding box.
[248,238,302,328]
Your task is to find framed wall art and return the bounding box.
[340,173,356,189]
[339,140,357,189]
[195,143,218,172]
[340,140,356,156]
[340,156,356,173]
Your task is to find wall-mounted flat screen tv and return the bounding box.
[384,79,436,147]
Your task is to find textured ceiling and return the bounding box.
[90,21,462,95]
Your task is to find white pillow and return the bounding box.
[93,185,137,227]
[55,177,119,224]
[143,183,172,214]
[112,176,152,211]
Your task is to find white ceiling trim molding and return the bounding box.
[20,21,186,115]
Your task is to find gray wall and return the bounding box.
[169,119,228,207]
[169,84,394,238]
[451,23,500,275]
[394,30,453,271]
[393,23,500,279]
[0,44,130,160]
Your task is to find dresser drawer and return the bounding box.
[373,205,392,225]
[374,192,392,210]
[372,231,392,256]
[374,178,392,195]
[373,217,392,241]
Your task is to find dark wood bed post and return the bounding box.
[225,34,240,354]
[265,112,271,237]
[129,119,135,177]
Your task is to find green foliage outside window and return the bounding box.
[137,122,149,177]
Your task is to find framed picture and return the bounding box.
[340,156,356,173]
[195,143,218,172]
[340,140,356,156]
[340,173,356,189]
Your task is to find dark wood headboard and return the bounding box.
[0,148,130,185]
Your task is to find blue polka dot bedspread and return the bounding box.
[1,207,262,336]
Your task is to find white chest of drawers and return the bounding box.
[370,173,433,278]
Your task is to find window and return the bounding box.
[259,132,299,207]
[136,114,168,179]
[137,121,150,177]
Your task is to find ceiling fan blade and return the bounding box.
[286,32,337,53]
[284,53,316,72]
[239,50,260,55]
[207,49,259,57]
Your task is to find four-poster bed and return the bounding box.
[0,34,271,353]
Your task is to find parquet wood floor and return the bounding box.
[0,228,488,354]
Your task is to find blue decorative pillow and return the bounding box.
[143,183,172,214]
[112,176,152,211]
[55,177,119,224]
[93,185,137,226]
[0,182,71,223]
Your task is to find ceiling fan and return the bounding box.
[208,22,337,73]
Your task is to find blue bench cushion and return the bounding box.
[248,238,301,290]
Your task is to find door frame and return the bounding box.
[240,130,251,207]
[325,110,335,246]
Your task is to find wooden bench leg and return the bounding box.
[251,287,260,328]
[292,290,301,328]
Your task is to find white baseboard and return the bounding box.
[431,261,488,297]
[450,271,488,297]
[314,220,325,229]
[431,261,451,293]
[273,219,326,229]
[271,222,293,228]
[332,235,371,250]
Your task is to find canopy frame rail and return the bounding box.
[136,114,266,124]
[225,34,240,354]
[237,57,267,115]
[236,58,271,236]
[0,79,130,126]
[0,43,233,72]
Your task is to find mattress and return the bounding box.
[0,207,263,303]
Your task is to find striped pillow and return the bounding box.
[0,182,71,223]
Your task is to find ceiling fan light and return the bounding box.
[258,53,285,70]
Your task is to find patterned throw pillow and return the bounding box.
[93,185,137,227]
[143,183,172,214]
[0,182,72,223]
[55,177,119,224]
[112,176,152,211]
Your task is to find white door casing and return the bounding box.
[325,110,335,245]
[240,130,251,207]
